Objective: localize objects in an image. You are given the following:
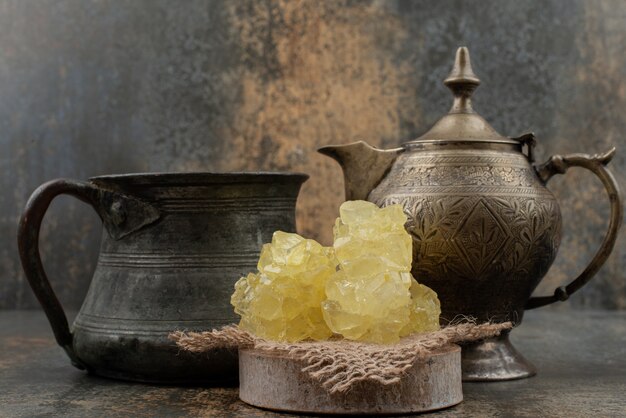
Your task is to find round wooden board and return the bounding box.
[239,344,462,415]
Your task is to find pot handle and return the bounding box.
[17,178,160,368]
[526,148,623,309]
[17,179,103,368]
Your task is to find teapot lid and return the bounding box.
[405,47,517,145]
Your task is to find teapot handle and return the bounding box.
[17,178,160,368]
[526,148,623,309]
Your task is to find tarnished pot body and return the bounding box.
[18,172,307,383]
[369,144,561,324]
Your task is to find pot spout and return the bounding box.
[318,141,402,201]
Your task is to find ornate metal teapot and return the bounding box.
[320,47,623,381]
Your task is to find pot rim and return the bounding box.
[89,171,309,186]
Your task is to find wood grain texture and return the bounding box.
[1,0,624,309]
[239,345,462,414]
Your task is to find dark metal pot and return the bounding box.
[18,172,307,383]
[319,48,623,381]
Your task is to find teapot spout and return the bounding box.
[318,141,402,200]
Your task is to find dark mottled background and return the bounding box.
[1,0,624,310]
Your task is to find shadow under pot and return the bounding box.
[18,172,307,384]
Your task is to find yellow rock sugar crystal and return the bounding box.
[404,280,441,334]
[333,201,412,271]
[231,231,334,342]
[231,201,441,344]
[322,200,441,344]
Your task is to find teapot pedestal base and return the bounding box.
[461,331,536,381]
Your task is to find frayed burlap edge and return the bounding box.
[170,321,511,394]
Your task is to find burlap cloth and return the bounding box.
[170,321,511,394]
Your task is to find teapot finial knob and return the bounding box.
[444,47,480,113]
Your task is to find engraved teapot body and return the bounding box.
[320,48,622,380]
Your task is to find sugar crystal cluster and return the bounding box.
[323,201,440,343]
[231,201,441,344]
[231,231,334,342]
